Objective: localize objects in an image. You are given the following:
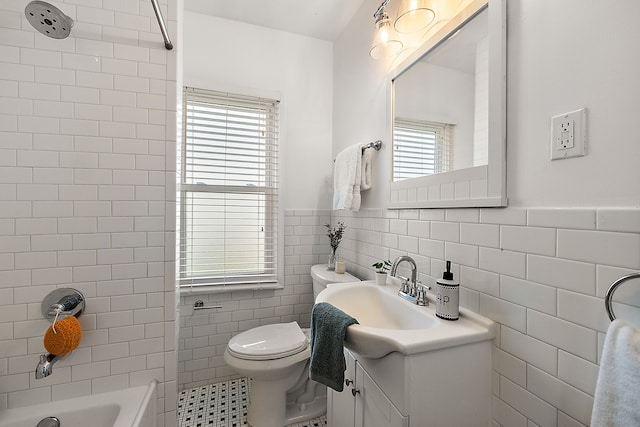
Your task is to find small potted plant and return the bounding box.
[372,260,392,285]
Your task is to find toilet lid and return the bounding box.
[227,321,308,360]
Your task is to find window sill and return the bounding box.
[178,282,284,296]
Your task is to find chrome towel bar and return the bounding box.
[193,300,222,311]
[361,140,382,154]
[605,272,640,321]
[333,140,382,163]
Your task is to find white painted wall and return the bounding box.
[335,0,640,208]
[183,11,335,210]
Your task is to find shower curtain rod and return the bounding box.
[150,0,173,50]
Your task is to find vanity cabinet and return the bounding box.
[327,350,408,427]
[328,340,492,427]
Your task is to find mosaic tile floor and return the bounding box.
[178,378,327,427]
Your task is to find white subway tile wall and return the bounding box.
[332,207,640,427]
[177,210,332,390]
[0,1,177,426]
[179,207,637,426]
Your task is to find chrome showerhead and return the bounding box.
[24,1,73,39]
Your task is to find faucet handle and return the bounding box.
[416,286,428,306]
[397,276,410,294]
[416,281,431,306]
[417,280,431,291]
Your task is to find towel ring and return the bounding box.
[604,272,640,321]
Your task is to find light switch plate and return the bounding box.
[550,108,586,160]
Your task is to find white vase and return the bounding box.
[375,272,387,285]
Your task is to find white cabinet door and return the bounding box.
[327,349,357,427]
[354,363,408,427]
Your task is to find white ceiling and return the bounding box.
[183,0,369,41]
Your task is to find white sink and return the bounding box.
[315,281,496,358]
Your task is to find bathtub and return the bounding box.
[0,381,157,427]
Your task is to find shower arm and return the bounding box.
[150,0,173,50]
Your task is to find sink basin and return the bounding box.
[315,281,496,358]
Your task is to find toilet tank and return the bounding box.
[311,264,359,299]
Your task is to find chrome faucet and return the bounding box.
[390,255,431,306]
[390,255,418,296]
[35,353,62,379]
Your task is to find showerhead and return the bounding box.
[24,0,73,39]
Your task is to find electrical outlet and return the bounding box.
[551,108,586,160]
[558,119,574,149]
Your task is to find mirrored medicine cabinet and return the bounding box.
[388,0,507,209]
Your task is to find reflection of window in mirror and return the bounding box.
[393,119,454,181]
[393,7,489,178]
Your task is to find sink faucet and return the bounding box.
[390,255,418,296]
[390,255,431,305]
[35,353,62,379]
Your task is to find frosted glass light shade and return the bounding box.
[370,15,403,59]
[394,0,436,33]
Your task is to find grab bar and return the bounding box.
[604,272,640,321]
[150,0,173,50]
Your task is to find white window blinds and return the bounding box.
[180,88,279,289]
[393,119,453,181]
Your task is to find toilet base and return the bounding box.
[285,393,327,425]
[247,395,326,427]
[246,378,326,427]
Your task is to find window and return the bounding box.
[180,88,279,290]
[393,119,454,181]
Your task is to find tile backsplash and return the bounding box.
[184,206,640,426]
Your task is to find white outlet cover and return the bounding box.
[550,108,586,160]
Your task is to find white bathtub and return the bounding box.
[0,381,157,427]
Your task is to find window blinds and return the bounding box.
[180,88,279,289]
[393,119,453,181]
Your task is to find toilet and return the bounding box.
[224,264,358,427]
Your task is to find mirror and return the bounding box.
[389,0,506,208]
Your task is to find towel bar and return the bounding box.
[361,140,382,153]
[332,140,382,163]
[604,272,640,321]
[193,300,222,311]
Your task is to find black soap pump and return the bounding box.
[435,261,459,320]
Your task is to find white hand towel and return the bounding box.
[333,144,362,210]
[361,147,374,191]
[591,319,640,426]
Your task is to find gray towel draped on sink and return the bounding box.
[309,302,359,392]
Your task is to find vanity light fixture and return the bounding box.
[369,0,403,59]
[394,0,436,33]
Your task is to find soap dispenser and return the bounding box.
[435,260,459,321]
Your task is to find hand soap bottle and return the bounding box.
[435,260,459,321]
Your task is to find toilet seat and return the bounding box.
[227,321,308,361]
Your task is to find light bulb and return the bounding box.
[395,0,436,34]
[370,12,403,59]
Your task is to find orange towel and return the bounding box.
[44,316,82,355]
